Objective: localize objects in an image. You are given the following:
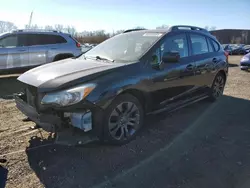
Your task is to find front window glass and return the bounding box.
[161,34,189,58]
[0,35,18,47]
[150,34,189,66]
[82,31,164,62]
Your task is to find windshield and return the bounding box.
[82,31,164,62]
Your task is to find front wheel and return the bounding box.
[102,94,144,145]
[208,73,226,102]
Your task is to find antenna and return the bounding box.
[28,11,33,29]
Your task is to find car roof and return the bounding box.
[123,25,213,38]
[9,29,69,36]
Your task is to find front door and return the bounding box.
[146,33,197,110]
[0,34,29,70]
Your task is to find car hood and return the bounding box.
[18,58,126,91]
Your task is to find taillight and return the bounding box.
[224,51,229,62]
[76,42,81,48]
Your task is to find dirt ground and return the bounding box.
[0,56,250,188]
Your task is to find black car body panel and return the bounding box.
[15,26,228,139]
[17,58,127,92]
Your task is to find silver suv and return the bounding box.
[0,29,82,72]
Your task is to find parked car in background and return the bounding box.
[240,53,250,70]
[223,44,249,55]
[231,44,248,55]
[243,45,250,54]
[15,25,228,145]
[0,29,82,74]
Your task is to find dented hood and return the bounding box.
[18,58,125,91]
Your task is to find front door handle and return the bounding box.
[186,64,194,71]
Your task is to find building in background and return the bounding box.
[210,29,250,44]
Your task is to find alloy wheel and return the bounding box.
[108,101,140,141]
[212,75,225,98]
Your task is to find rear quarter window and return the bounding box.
[211,39,220,52]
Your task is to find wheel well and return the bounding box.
[53,53,74,62]
[218,70,227,81]
[121,89,148,112]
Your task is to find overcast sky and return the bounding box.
[0,0,249,32]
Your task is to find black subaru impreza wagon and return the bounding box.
[15,25,228,145]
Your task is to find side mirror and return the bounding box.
[162,52,180,63]
[150,55,164,70]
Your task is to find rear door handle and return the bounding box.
[186,64,194,71]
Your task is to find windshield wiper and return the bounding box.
[96,56,114,62]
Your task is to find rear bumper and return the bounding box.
[15,94,62,132]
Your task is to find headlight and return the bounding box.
[241,56,249,62]
[41,83,96,106]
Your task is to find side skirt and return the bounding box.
[147,94,209,115]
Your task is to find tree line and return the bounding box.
[0,21,216,44]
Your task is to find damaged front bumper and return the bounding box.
[14,92,104,138]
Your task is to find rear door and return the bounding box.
[27,34,49,66]
[28,34,68,65]
[0,34,29,70]
[187,33,216,92]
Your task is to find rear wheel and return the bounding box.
[208,72,226,101]
[102,94,144,145]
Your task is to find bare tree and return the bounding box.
[204,26,217,31]
[25,24,41,29]
[65,25,76,36]
[133,26,146,29]
[0,21,17,33]
[156,25,169,29]
[209,26,216,31]
[54,24,64,32]
[115,30,125,35]
[44,25,54,30]
[204,26,209,30]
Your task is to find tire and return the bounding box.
[102,93,144,145]
[208,72,226,102]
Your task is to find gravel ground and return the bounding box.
[0,55,250,188]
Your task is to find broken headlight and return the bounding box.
[41,83,96,106]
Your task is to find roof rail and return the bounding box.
[11,29,61,33]
[169,25,208,33]
[123,28,147,33]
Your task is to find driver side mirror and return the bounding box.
[162,52,180,63]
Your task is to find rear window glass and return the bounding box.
[27,34,67,46]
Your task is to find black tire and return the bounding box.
[102,93,144,145]
[208,72,226,102]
